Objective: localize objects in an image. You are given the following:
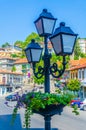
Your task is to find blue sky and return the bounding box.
[0,0,86,46]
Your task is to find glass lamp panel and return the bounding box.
[35,19,43,35]
[31,49,42,62]
[62,34,76,54]
[51,35,62,55]
[25,49,31,62]
[43,18,55,34]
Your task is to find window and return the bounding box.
[82,69,84,79]
[76,72,78,79]
[79,70,81,79]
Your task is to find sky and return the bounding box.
[0,0,86,46]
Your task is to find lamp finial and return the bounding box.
[43,9,47,13]
[31,39,35,42]
[60,22,65,27]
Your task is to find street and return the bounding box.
[30,107,86,130]
[0,97,86,130]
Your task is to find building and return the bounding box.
[0,49,25,95]
[78,38,86,53]
[68,58,86,98]
[14,58,31,84]
[0,70,23,95]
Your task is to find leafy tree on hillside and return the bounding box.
[2,42,11,48]
[14,41,24,48]
[14,40,26,58]
[25,32,43,45]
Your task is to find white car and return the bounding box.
[80,98,86,111]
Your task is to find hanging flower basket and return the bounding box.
[11,91,78,129]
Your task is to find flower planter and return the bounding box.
[33,104,64,116]
[11,92,76,130]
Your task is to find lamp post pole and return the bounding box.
[44,36,51,93]
[43,36,51,129]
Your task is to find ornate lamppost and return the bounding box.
[25,9,77,130]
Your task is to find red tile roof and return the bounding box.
[0,69,23,75]
[0,52,18,60]
[14,58,28,64]
[69,58,86,70]
[0,52,11,58]
[69,58,86,66]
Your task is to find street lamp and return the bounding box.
[25,9,77,93]
[50,22,77,56]
[34,9,57,36]
[25,39,43,63]
[25,9,77,130]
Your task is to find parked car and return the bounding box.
[5,94,17,101]
[54,82,61,88]
[80,98,86,110]
[70,98,82,108]
[32,87,40,92]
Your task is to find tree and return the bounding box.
[11,53,20,58]
[33,59,44,85]
[2,42,11,48]
[80,52,86,58]
[34,76,44,85]
[25,32,43,45]
[13,32,43,58]
[51,54,70,71]
[74,39,82,60]
[14,40,24,48]
[14,40,26,58]
[67,79,81,92]
[33,52,70,85]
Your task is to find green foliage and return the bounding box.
[2,42,11,48]
[72,104,79,115]
[33,54,70,85]
[14,40,26,58]
[11,107,18,125]
[33,60,44,84]
[11,65,16,72]
[11,53,20,58]
[13,32,43,58]
[25,32,43,44]
[74,39,82,60]
[55,88,61,93]
[80,52,86,58]
[14,40,24,49]
[22,65,28,74]
[50,53,58,63]
[67,79,81,92]
[23,32,43,50]
[34,76,44,85]
[12,91,75,129]
[22,64,26,70]
[51,54,70,68]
